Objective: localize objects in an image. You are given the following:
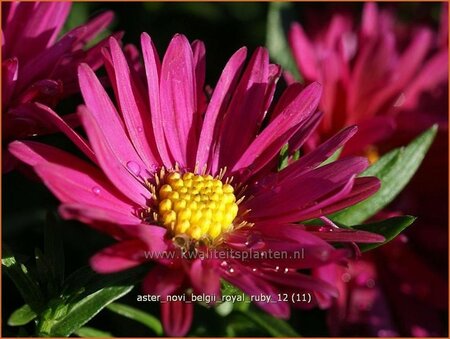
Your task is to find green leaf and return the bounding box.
[106,302,163,336]
[7,304,37,326]
[354,216,416,252]
[320,147,342,167]
[38,266,147,337]
[44,285,134,337]
[236,309,300,337]
[266,2,301,81]
[278,143,290,170]
[74,326,113,337]
[2,245,45,312]
[331,125,437,225]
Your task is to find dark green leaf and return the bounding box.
[331,126,437,225]
[75,326,113,337]
[353,216,416,252]
[236,309,300,337]
[266,2,301,81]
[39,266,147,337]
[46,285,134,337]
[7,304,37,326]
[106,302,163,336]
[2,245,45,312]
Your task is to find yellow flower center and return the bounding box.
[157,172,238,241]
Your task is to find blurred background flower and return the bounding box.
[2,2,114,172]
[283,2,448,337]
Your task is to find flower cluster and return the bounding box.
[2,2,114,171]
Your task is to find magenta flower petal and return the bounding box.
[224,263,290,318]
[108,38,160,166]
[286,126,358,177]
[160,34,198,168]
[232,82,322,178]
[9,141,134,211]
[196,47,247,173]
[2,2,114,172]
[2,58,18,105]
[59,203,140,226]
[191,40,207,114]
[341,117,395,156]
[13,103,96,163]
[246,157,369,221]
[17,34,76,92]
[142,265,185,298]
[261,269,339,298]
[289,23,318,80]
[141,33,172,167]
[77,101,150,205]
[161,301,193,337]
[90,239,147,273]
[307,228,385,243]
[3,2,71,61]
[190,259,221,298]
[216,47,270,169]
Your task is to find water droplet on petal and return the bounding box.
[227,266,237,276]
[92,186,101,195]
[283,268,289,274]
[245,231,265,249]
[137,126,143,133]
[274,266,280,272]
[126,161,141,176]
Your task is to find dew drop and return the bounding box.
[245,232,265,250]
[274,266,280,272]
[126,161,141,176]
[227,266,237,276]
[92,186,101,195]
[283,268,289,274]
[137,126,143,133]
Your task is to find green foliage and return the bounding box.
[331,125,437,225]
[74,326,113,337]
[353,216,416,252]
[106,302,163,336]
[236,308,300,337]
[2,246,45,312]
[7,304,37,327]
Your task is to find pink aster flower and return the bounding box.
[288,2,448,158]
[10,34,385,336]
[2,1,115,171]
[289,4,448,336]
